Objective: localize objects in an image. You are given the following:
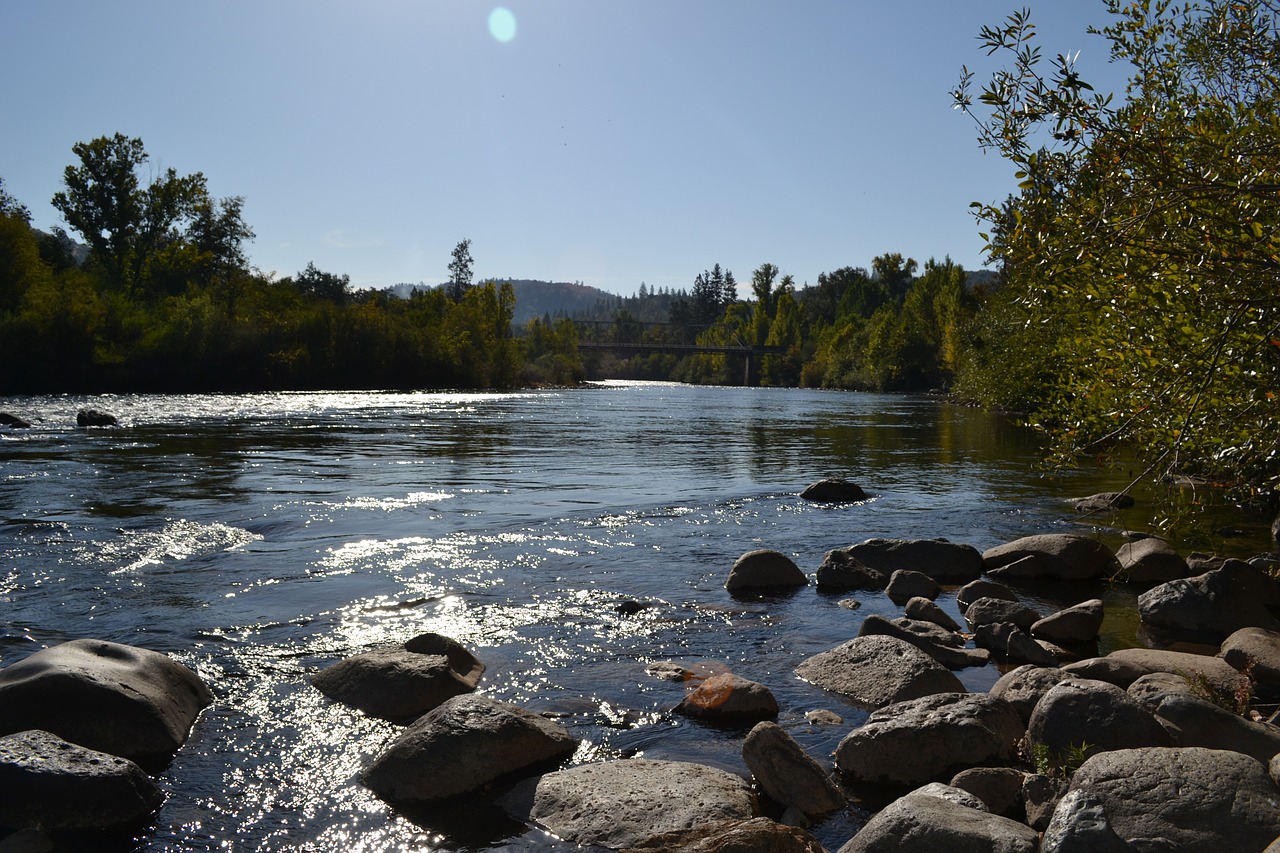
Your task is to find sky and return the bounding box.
[1,2,1132,295]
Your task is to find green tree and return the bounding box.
[447,238,474,302]
[953,1,1280,498]
[0,177,30,222]
[293,262,350,304]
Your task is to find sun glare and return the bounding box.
[488,7,517,43]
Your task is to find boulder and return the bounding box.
[75,408,117,427]
[0,413,30,429]
[0,639,213,768]
[965,598,1040,632]
[1097,647,1250,697]
[1114,537,1189,584]
[725,549,807,593]
[857,615,989,670]
[1031,599,1105,646]
[1041,747,1280,853]
[795,635,964,709]
[741,722,845,818]
[622,818,825,853]
[1005,630,1061,667]
[956,579,1017,611]
[799,479,867,503]
[364,694,576,803]
[1134,688,1280,764]
[310,632,484,720]
[814,550,887,590]
[885,569,941,604]
[948,766,1027,817]
[982,534,1119,581]
[834,692,1023,786]
[835,788,1039,853]
[834,538,984,582]
[1026,679,1171,770]
[1061,656,1150,688]
[0,730,162,831]
[904,596,962,633]
[1071,492,1135,513]
[989,665,1066,725]
[1220,626,1280,698]
[675,673,778,724]
[1021,773,1067,832]
[1139,562,1280,639]
[499,759,756,849]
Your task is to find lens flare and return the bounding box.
[488,7,517,43]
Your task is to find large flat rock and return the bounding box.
[796,635,964,709]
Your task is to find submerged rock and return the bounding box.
[885,569,940,604]
[75,408,117,427]
[799,479,867,503]
[725,549,807,593]
[814,549,887,590]
[0,412,31,429]
[675,672,778,724]
[836,538,983,583]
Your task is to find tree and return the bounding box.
[751,262,779,317]
[447,238,474,302]
[0,177,29,222]
[953,1,1280,499]
[294,262,349,304]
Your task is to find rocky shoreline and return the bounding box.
[2,481,1280,851]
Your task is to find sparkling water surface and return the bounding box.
[0,383,1273,852]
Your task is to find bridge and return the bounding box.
[572,320,783,384]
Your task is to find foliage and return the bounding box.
[952,2,1280,500]
[1185,664,1254,716]
[447,238,474,303]
[1031,740,1093,779]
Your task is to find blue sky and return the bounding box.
[1,2,1129,295]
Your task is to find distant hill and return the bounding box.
[384,279,623,326]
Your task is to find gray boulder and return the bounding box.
[1114,537,1189,584]
[1094,647,1250,697]
[0,639,213,767]
[1027,679,1171,770]
[76,408,117,427]
[0,729,162,831]
[795,635,964,709]
[989,665,1066,724]
[1031,599,1105,646]
[0,412,31,429]
[835,538,983,582]
[836,788,1039,853]
[834,692,1023,786]
[814,549,887,590]
[948,767,1027,817]
[742,722,845,818]
[857,615,989,670]
[1006,630,1062,667]
[675,673,778,724]
[965,598,1040,632]
[311,632,484,720]
[956,579,1017,611]
[622,817,825,853]
[364,694,576,803]
[1138,688,1280,764]
[1022,773,1067,832]
[885,569,940,604]
[983,534,1119,581]
[499,759,756,849]
[725,549,806,593]
[1139,562,1280,639]
[799,479,867,503]
[1220,626,1280,697]
[904,596,962,633]
[1042,747,1280,853]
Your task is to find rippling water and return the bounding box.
[0,383,1273,851]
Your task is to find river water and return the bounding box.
[0,383,1274,852]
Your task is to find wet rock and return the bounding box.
[1042,747,1280,853]
[1072,492,1135,513]
[622,817,825,853]
[0,729,163,831]
[835,538,983,583]
[675,672,778,724]
[955,578,1017,611]
[1139,562,1280,639]
[799,479,867,503]
[836,787,1038,853]
[965,597,1040,632]
[725,549,807,593]
[75,408,117,427]
[983,534,1119,581]
[1220,626,1280,698]
[0,413,30,429]
[0,639,213,768]
[904,596,962,632]
[499,759,756,849]
[814,549,887,590]
[646,661,694,682]
[1114,537,1189,584]
[885,569,940,605]
[1006,630,1061,667]
[742,722,845,818]
[890,617,966,647]
[1031,599,1104,646]
[1027,678,1171,770]
[311,632,484,720]
[857,615,989,670]
[834,692,1023,786]
[948,766,1027,817]
[364,694,576,803]
[804,709,843,726]
[795,635,964,709]
[989,665,1067,725]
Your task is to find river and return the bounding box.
[0,383,1273,852]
